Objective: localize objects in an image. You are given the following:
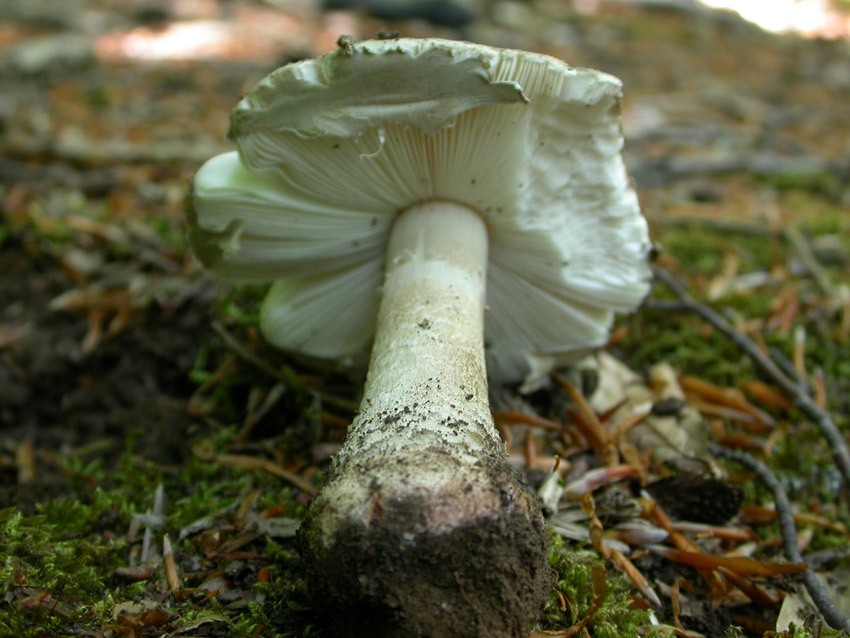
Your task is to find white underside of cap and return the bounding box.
[190,39,652,384]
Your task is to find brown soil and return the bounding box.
[0,234,215,511]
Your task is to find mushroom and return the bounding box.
[188,38,651,638]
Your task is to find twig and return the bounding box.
[708,444,850,632]
[767,346,812,396]
[783,227,834,297]
[6,130,229,166]
[653,267,850,493]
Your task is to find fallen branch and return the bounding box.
[708,444,850,632]
[5,129,229,166]
[653,266,850,493]
[632,151,837,183]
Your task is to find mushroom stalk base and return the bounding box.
[299,202,552,638]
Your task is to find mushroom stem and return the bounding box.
[340,200,500,473]
[299,201,552,637]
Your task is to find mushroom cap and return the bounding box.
[189,37,651,384]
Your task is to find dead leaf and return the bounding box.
[681,376,773,428]
[556,375,619,466]
[740,380,793,411]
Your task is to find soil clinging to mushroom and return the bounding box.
[299,449,553,638]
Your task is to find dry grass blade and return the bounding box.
[688,400,773,433]
[740,380,793,411]
[492,410,566,431]
[646,501,779,607]
[716,567,781,609]
[162,534,182,599]
[740,506,850,539]
[563,465,639,499]
[681,376,773,428]
[616,434,648,485]
[647,546,807,577]
[672,522,757,543]
[215,453,317,495]
[717,433,766,453]
[235,489,261,523]
[783,226,835,297]
[812,369,828,409]
[644,499,729,598]
[15,439,36,484]
[670,578,688,633]
[238,383,287,442]
[114,566,155,581]
[662,625,707,638]
[792,325,808,382]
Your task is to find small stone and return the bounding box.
[652,397,687,416]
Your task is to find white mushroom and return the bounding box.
[188,38,651,638]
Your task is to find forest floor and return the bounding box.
[1,1,849,637]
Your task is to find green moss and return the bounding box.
[536,536,670,637]
[222,539,320,638]
[623,309,757,384]
[766,625,850,638]
[0,494,129,636]
[0,439,316,636]
[657,224,776,276]
[6,169,847,638]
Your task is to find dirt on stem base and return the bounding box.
[298,449,554,638]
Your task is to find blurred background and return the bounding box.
[3,1,850,156]
[3,0,850,205]
[2,0,849,229]
[0,0,850,221]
